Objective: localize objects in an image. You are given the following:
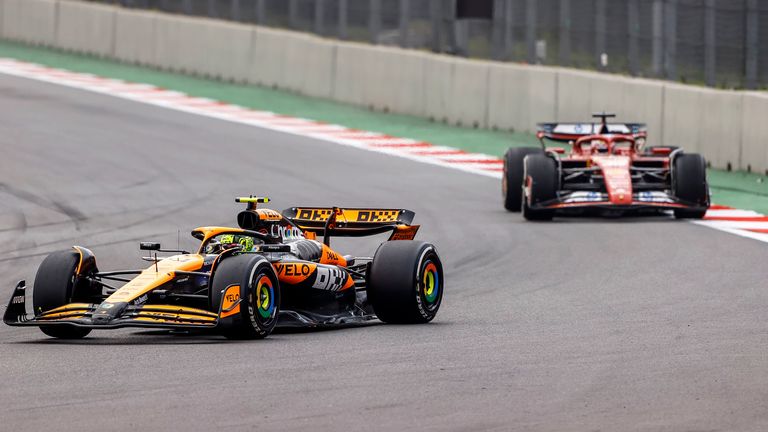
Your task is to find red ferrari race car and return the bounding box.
[502,113,710,220]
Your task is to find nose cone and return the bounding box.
[593,156,633,205]
[91,302,125,324]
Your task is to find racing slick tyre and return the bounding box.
[210,254,280,339]
[672,153,709,219]
[33,250,92,339]
[522,154,558,221]
[503,147,543,211]
[368,241,443,324]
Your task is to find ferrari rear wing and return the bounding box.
[282,207,419,241]
[537,122,647,142]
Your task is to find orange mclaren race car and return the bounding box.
[503,113,710,220]
[4,197,443,339]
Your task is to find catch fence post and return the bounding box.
[339,0,348,39]
[315,0,325,35]
[289,0,298,29]
[399,0,411,48]
[256,0,266,25]
[627,0,639,75]
[491,0,505,60]
[595,0,606,70]
[559,0,571,66]
[525,0,536,64]
[430,0,443,52]
[745,0,758,89]
[232,0,241,21]
[704,0,716,86]
[651,0,663,77]
[370,0,382,44]
[663,0,677,80]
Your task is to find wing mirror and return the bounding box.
[140,242,161,251]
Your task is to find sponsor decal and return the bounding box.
[298,209,333,221]
[257,209,282,221]
[354,210,400,223]
[270,224,304,240]
[220,285,241,318]
[11,295,24,304]
[390,225,420,241]
[133,294,148,306]
[275,263,313,277]
[100,303,115,309]
[311,267,349,291]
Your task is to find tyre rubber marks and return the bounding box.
[0,58,502,179]
[0,58,763,244]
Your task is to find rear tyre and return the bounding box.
[503,147,543,211]
[672,153,709,219]
[522,154,558,221]
[368,241,443,324]
[210,254,280,339]
[33,250,92,339]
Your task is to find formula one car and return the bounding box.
[4,197,443,339]
[502,113,710,220]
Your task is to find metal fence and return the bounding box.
[88,0,766,89]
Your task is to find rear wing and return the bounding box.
[282,207,419,242]
[537,122,647,143]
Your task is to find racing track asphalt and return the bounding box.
[1,74,767,432]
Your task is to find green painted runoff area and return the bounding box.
[1,40,766,213]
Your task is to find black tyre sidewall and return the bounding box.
[522,154,558,220]
[672,153,709,219]
[210,254,280,339]
[33,250,92,339]
[504,147,543,212]
[368,241,443,324]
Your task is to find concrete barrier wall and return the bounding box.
[1,0,57,46]
[487,63,557,133]
[741,92,768,174]
[57,0,115,56]
[114,9,156,66]
[2,0,766,172]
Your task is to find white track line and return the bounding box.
[0,58,765,243]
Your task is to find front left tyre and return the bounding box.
[210,254,280,339]
[367,241,443,324]
[522,154,558,221]
[33,249,93,339]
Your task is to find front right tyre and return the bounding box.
[672,153,709,219]
[503,147,544,211]
[33,249,92,339]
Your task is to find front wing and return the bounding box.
[3,281,221,330]
[532,190,706,212]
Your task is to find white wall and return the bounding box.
[0,0,763,172]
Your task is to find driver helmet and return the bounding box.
[220,234,255,252]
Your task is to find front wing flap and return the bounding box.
[531,191,706,211]
[4,281,220,330]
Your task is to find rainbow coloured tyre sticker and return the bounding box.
[256,275,276,319]
[422,261,439,305]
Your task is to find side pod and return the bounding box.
[3,281,31,325]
